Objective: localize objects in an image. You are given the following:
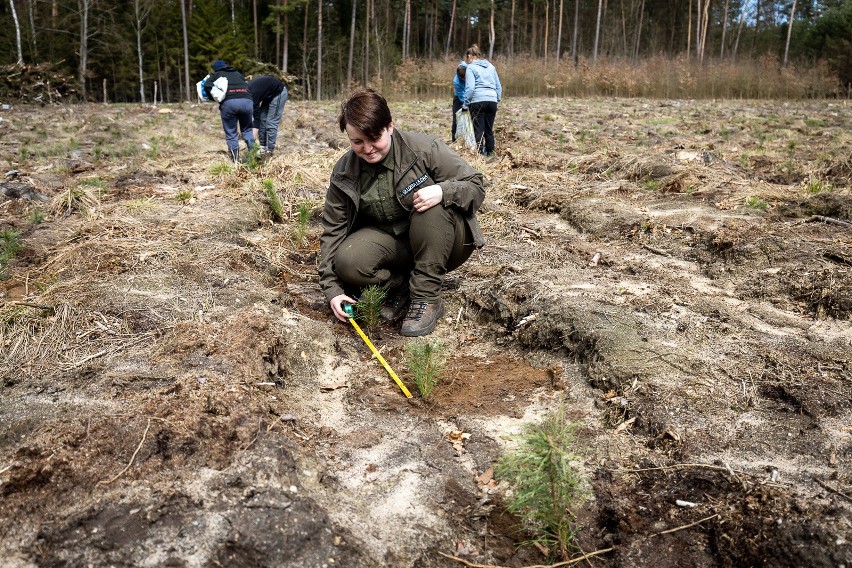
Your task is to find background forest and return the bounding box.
[0,0,850,104]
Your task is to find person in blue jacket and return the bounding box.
[451,61,467,143]
[462,44,502,156]
[204,60,255,163]
[248,75,288,155]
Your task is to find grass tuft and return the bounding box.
[805,179,831,194]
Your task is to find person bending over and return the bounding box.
[319,89,485,337]
[204,59,255,163]
[248,75,288,155]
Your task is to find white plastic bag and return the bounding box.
[456,109,477,151]
[196,75,210,102]
[210,76,229,103]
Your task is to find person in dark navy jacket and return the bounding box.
[204,60,255,163]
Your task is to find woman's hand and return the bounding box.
[413,184,443,213]
[330,294,357,322]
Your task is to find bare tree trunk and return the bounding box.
[531,2,537,57]
[133,0,152,103]
[695,0,710,63]
[445,0,456,57]
[9,0,23,65]
[572,0,578,65]
[783,0,796,67]
[283,0,289,73]
[543,0,549,62]
[634,0,644,60]
[509,0,515,59]
[432,0,438,58]
[180,0,190,102]
[363,0,370,85]
[429,0,441,59]
[687,0,692,59]
[752,0,761,53]
[316,0,322,100]
[556,0,564,62]
[488,0,495,59]
[732,0,748,61]
[230,0,235,34]
[371,0,382,83]
[78,0,91,99]
[700,0,711,62]
[275,0,280,67]
[27,0,37,60]
[347,0,356,87]
[593,0,603,64]
[302,0,311,99]
[253,0,258,56]
[402,0,410,59]
[719,0,730,58]
[695,0,701,60]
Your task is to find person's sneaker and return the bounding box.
[381,286,410,322]
[400,299,445,337]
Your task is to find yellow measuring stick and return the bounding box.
[346,315,412,398]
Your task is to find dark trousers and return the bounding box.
[219,98,255,153]
[469,100,498,155]
[451,96,463,142]
[333,205,475,301]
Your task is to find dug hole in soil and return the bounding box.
[0,98,850,567]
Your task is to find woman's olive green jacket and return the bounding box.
[319,128,485,301]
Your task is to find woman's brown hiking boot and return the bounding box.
[400,299,445,337]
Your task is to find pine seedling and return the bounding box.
[0,229,23,279]
[291,200,311,246]
[495,407,589,562]
[244,142,261,170]
[355,285,386,333]
[29,210,45,224]
[263,179,284,222]
[404,338,446,399]
[745,195,768,210]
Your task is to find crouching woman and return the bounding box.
[319,89,485,337]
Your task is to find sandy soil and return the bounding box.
[0,97,850,567]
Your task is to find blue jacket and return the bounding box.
[452,61,467,100]
[463,59,502,106]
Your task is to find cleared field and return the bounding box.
[1,97,850,567]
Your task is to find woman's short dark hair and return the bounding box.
[338,88,393,141]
